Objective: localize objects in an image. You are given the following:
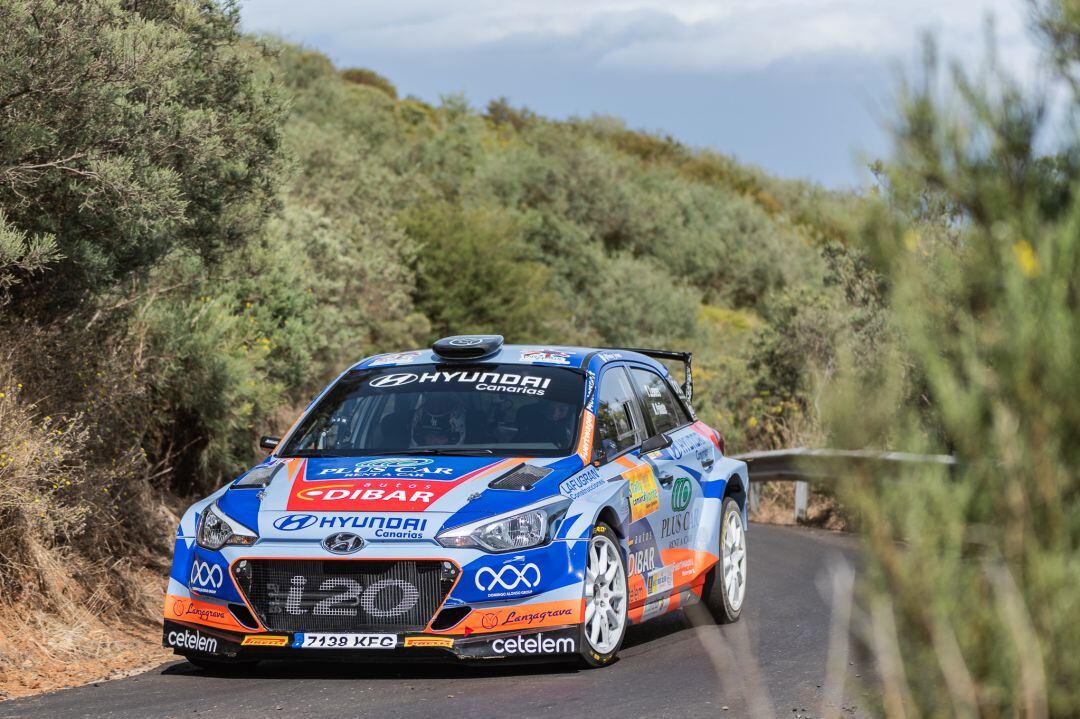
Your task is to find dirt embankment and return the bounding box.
[0,568,172,700]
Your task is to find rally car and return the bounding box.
[164,335,749,668]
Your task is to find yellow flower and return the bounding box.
[747,416,759,428]
[1012,241,1040,278]
[903,229,921,252]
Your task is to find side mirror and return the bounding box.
[591,445,607,466]
[259,435,280,451]
[639,434,672,455]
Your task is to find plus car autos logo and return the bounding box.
[353,458,433,472]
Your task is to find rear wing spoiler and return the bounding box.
[610,347,694,402]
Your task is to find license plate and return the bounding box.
[292,633,397,649]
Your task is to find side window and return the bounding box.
[630,368,690,435]
[595,367,645,458]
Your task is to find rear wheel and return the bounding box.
[702,496,747,623]
[579,522,628,667]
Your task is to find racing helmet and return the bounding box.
[412,395,465,445]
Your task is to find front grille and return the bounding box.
[235,559,452,633]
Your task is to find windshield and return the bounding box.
[280,364,585,458]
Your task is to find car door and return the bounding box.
[628,365,706,595]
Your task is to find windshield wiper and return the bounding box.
[408,448,495,456]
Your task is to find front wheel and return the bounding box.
[702,496,747,623]
[579,522,628,667]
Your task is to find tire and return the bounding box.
[185,656,260,674]
[578,521,629,667]
[702,496,748,624]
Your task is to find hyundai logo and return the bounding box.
[369,373,419,387]
[448,337,485,346]
[323,532,365,554]
[274,514,318,531]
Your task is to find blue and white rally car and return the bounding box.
[164,335,749,668]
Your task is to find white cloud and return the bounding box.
[241,0,1040,74]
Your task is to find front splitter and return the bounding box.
[162,620,581,663]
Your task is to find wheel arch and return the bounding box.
[594,504,625,541]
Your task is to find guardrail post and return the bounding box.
[748,482,760,514]
[794,481,809,522]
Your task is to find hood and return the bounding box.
[216,454,584,542]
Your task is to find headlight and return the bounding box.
[437,499,568,552]
[196,502,258,550]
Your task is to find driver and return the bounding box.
[412,395,465,447]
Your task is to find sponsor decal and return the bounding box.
[190,560,224,593]
[627,546,656,576]
[368,370,553,396]
[650,401,669,416]
[667,432,710,462]
[322,532,365,554]
[647,567,674,595]
[369,351,422,366]
[625,465,660,522]
[671,477,692,512]
[293,633,397,649]
[583,370,596,406]
[501,607,574,627]
[405,636,454,649]
[166,629,218,653]
[273,514,429,539]
[463,600,582,634]
[673,558,696,581]
[560,467,603,499]
[576,410,596,463]
[315,457,454,479]
[491,632,576,655]
[242,635,289,647]
[519,349,571,365]
[474,563,541,598]
[288,459,509,512]
[597,352,623,362]
[162,595,247,632]
[271,577,419,620]
[660,512,691,540]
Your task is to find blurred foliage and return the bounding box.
[340,67,398,99]
[824,7,1080,714]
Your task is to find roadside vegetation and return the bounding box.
[0,0,1075,712]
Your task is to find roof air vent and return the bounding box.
[432,335,504,360]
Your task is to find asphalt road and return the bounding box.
[0,524,874,719]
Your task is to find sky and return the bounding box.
[239,0,1043,188]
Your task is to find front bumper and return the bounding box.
[163,619,581,663]
[165,537,588,661]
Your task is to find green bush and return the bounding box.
[826,14,1080,714]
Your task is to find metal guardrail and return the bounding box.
[732,447,956,521]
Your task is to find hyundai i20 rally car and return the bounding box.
[164,335,749,668]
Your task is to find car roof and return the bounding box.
[349,344,670,375]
